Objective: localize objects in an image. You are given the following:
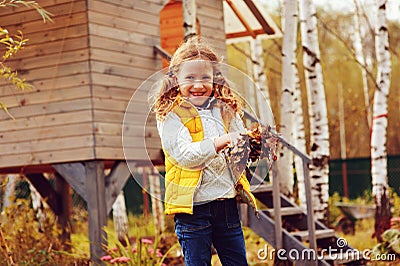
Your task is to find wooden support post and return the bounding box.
[55,173,72,250]
[272,162,282,250]
[303,160,317,265]
[52,163,87,202]
[85,161,107,264]
[141,167,149,219]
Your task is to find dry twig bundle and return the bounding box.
[227,123,277,176]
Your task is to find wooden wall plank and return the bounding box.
[0,0,77,16]
[1,135,94,156]
[0,122,93,143]
[89,35,154,56]
[91,73,141,89]
[5,11,87,35]
[96,146,161,161]
[116,147,162,161]
[7,48,89,71]
[94,122,157,137]
[90,48,156,70]
[0,147,95,168]
[12,37,88,59]
[89,23,158,46]
[88,0,159,24]
[89,12,158,35]
[92,98,148,113]
[25,61,89,80]
[0,98,92,120]
[94,110,156,124]
[96,135,160,149]
[2,1,87,26]
[0,110,93,132]
[90,61,155,81]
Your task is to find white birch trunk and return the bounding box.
[182,0,197,40]
[299,0,330,224]
[29,181,46,230]
[250,38,271,125]
[149,168,165,235]
[112,191,129,242]
[277,0,298,199]
[2,174,18,212]
[246,51,257,113]
[371,0,391,241]
[353,0,372,128]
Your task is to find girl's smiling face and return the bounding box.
[176,60,214,106]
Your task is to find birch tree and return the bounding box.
[2,175,18,212]
[299,0,330,224]
[112,191,129,244]
[278,0,308,210]
[29,181,47,231]
[353,0,372,128]
[277,0,298,199]
[182,0,197,40]
[371,0,391,242]
[251,38,271,124]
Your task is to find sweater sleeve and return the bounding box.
[157,112,217,169]
[229,113,246,133]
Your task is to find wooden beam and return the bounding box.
[52,163,88,202]
[226,0,257,39]
[25,173,62,215]
[243,0,275,35]
[153,45,172,61]
[226,29,265,39]
[85,160,107,264]
[0,164,55,174]
[55,173,72,250]
[105,161,133,214]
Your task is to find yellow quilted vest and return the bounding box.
[163,100,257,215]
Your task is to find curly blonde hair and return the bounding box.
[151,37,242,120]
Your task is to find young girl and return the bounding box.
[152,37,257,265]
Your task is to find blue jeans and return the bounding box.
[174,198,248,266]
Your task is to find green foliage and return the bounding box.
[372,229,400,262]
[0,198,89,265]
[0,0,53,22]
[101,225,181,266]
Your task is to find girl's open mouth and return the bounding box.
[190,91,206,97]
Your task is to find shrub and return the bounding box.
[0,198,89,265]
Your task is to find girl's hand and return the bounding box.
[213,132,242,153]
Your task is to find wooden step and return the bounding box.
[250,183,273,193]
[264,207,304,217]
[291,229,336,241]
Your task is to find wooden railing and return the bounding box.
[153,45,172,61]
[243,110,317,258]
